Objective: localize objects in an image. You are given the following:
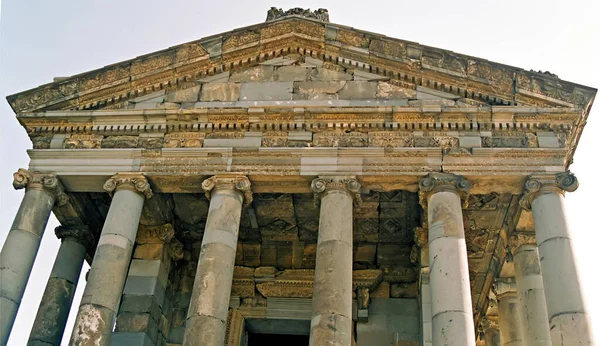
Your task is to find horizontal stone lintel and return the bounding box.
[26,148,566,194]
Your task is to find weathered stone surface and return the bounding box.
[390,282,418,298]
[166,85,200,102]
[275,66,311,81]
[338,81,377,99]
[239,82,293,101]
[229,66,274,82]
[199,82,241,101]
[310,67,352,81]
[376,82,416,99]
[294,81,345,99]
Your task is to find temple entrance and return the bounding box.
[247,333,309,346]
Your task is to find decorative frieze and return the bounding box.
[311,176,362,207]
[63,134,103,149]
[103,173,153,199]
[13,169,68,206]
[201,175,253,206]
[164,132,205,148]
[520,171,578,210]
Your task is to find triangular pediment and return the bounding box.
[6,15,596,113]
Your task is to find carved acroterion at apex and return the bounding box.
[13,168,68,206]
[202,175,253,207]
[418,172,471,208]
[311,176,362,207]
[55,225,95,250]
[266,7,329,22]
[103,173,152,199]
[519,171,578,210]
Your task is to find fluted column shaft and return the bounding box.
[522,173,594,345]
[183,176,251,346]
[28,226,93,346]
[419,173,476,346]
[69,174,151,346]
[0,169,67,345]
[513,243,551,346]
[309,177,361,346]
[495,279,524,346]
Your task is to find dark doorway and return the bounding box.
[247,333,309,346]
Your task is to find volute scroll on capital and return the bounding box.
[103,173,152,199]
[418,172,470,208]
[311,177,362,208]
[519,171,578,210]
[202,175,253,207]
[12,168,69,206]
[55,225,95,250]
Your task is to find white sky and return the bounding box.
[1,0,599,344]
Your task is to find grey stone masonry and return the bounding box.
[0,169,67,346]
[69,174,151,346]
[309,177,360,346]
[28,226,93,346]
[183,176,251,346]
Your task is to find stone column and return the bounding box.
[521,172,594,344]
[481,317,500,346]
[69,174,152,346]
[0,169,67,345]
[419,173,475,346]
[183,175,252,346]
[510,234,551,346]
[309,176,361,346]
[494,279,524,346]
[28,226,93,346]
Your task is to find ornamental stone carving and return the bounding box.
[266,7,330,22]
[418,172,470,208]
[55,225,95,250]
[103,173,152,199]
[13,168,68,206]
[201,175,253,207]
[311,176,362,207]
[136,224,175,244]
[519,171,578,210]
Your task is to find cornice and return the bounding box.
[6,17,595,116]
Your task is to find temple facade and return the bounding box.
[0,8,596,346]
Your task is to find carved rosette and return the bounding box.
[103,173,152,199]
[55,225,95,250]
[418,172,470,208]
[311,177,362,208]
[520,171,578,210]
[13,168,68,206]
[202,175,253,207]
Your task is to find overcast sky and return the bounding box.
[1,0,599,344]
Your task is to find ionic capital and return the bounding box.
[103,173,152,199]
[493,278,517,299]
[202,175,252,207]
[520,171,578,210]
[13,168,68,206]
[311,176,362,207]
[55,225,95,250]
[418,172,470,208]
[508,232,537,254]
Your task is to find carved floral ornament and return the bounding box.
[311,177,362,208]
[12,168,69,207]
[519,171,578,210]
[418,172,471,208]
[55,225,95,250]
[103,173,153,199]
[201,175,253,207]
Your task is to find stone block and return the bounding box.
[166,85,200,102]
[355,70,390,81]
[134,243,167,260]
[239,82,293,101]
[459,136,482,148]
[275,66,311,81]
[123,276,166,307]
[537,131,560,148]
[376,82,416,99]
[294,81,346,99]
[199,82,240,101]
[112,332,155,346]
[168,327,185,344]
[128,259,169,287]
[197,71,229,83]
[230,66,274,82]
[203,135,262,148]
[120,295,161,321]
[371,281,390,298]
[338,81,377,99]
[310,67,352,81]
[304,56,324,67]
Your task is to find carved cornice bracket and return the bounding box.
[311,176,362,208]
[418,172,470,208]
[55,225,95,250]
[520,171,578,210]
[103,173,152,199]
[13,168,68,206]
[202,175,253,207]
